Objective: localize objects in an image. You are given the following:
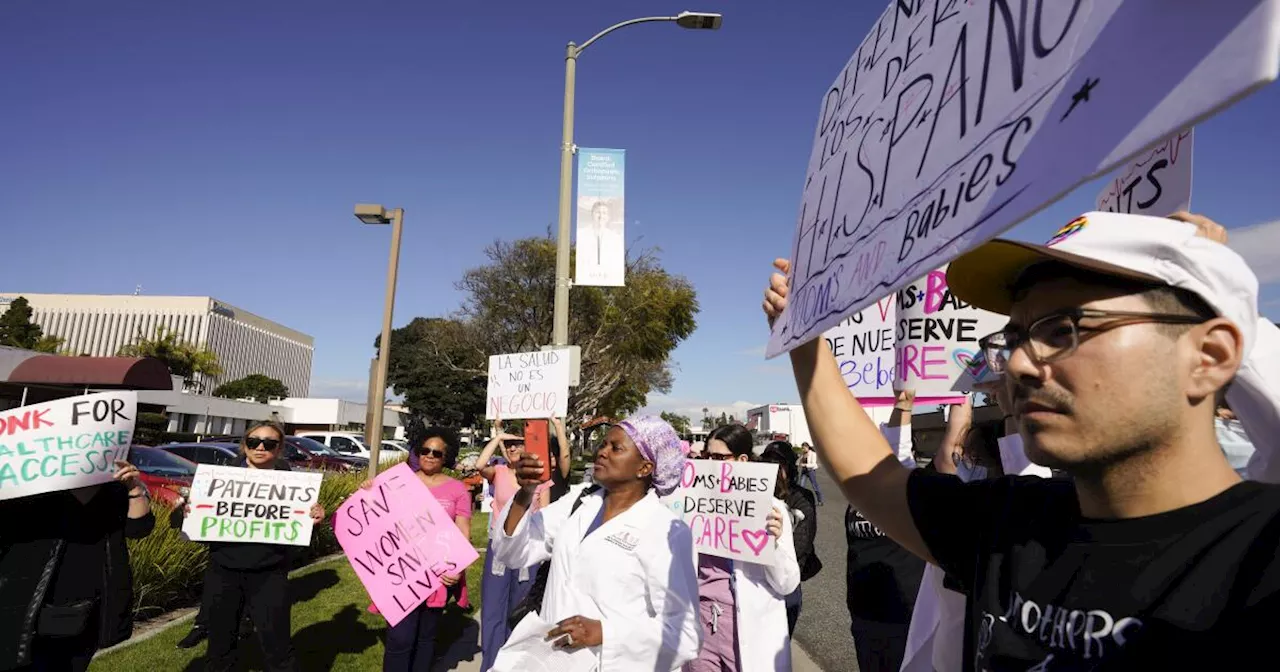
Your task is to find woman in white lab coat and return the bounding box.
[491,416,701,671]
[688,424,801,672]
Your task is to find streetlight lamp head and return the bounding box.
[675,11,722,30]
[354,203,391,225]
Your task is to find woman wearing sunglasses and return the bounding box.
[473,416,551,671]
[689,424,800,672]
[170,420,324,672]
[359,424,471,671]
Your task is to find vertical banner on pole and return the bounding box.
[575,148,626,287]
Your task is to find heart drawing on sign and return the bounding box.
[741,529,770,556]
[953,349,988,379]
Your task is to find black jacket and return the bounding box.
[0,482,155,670]
[170,456,299,571]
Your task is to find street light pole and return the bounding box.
[551,11,722,347]
[355,204,405,477]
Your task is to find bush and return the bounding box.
[127,469,370,619]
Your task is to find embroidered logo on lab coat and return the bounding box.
[605,530,640,551]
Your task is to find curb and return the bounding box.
[92,553,347,660]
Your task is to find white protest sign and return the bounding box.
[823,296,897,401]
[661,460,779,565]
[767,0,1280,357]
[1096,128,1193,216]
[0,392,137,501]
[895,265,1006,396]
[486,349,570,420]
[183,464,323,546]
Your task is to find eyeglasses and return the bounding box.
[706,452,734,461]
[978,308,1206,374]
[419,449,446,459]
[245,437,280,451]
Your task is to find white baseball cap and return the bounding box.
[947,211,1259,359]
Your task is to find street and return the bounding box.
[792,465,859,672]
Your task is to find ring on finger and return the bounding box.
[565,633,574,647]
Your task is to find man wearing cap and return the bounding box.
[762,211,1280,668]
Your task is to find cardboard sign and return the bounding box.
[334,463,480,627]
[183,464,323,546]
[823,296,898,403]
[896,265,1007,396]
[766,0,1280,358]
[486,349,570,420]
[0,391,137,501]
[1096,128,1193,216]
[661,460,779,566]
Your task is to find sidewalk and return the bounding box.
[439,612,825,671]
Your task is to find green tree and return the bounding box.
[0,297,48,350]
[33,335,65,353]
[117,326,223,385]
[378,236,698,424]
[378,317,489,427]
[213,374,290,403]
[660,412,692,436]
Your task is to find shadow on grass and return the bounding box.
[289,567,340,603]
[432,604,481,670]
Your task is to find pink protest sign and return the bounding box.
[333,463,479,627]
[895,265,1006,400]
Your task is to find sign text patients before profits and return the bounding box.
[0,391,137,501]
[486,348,571,420]
[183,465,323,546]
[766,0,1280,357]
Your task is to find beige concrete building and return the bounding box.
[0,293,313,395]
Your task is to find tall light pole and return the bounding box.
[354,203,405,477]
[551,10,723,347]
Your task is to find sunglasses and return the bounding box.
[245,437,280,451]
[707,452,735,461]
[419,448,446,459]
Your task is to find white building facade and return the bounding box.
[0,294,313,396]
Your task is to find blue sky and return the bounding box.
[4,1,1279,421]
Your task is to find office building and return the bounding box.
[0,293,313,395]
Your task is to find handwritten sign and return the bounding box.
[766,0,1280,357]
[661,460,778,566]
[486,348,570,420]
[334,463,480,627]
[823,296,897,403]
[896,265,1006,397]
[0,392,137,501]
[1096,128,1193,216]
[183,464,322,546]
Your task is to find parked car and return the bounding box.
[297,432,405,464]
[127,445,197,508]
[198,435,364,472]
[160,442,241,467]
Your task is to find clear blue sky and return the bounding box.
[4,1,1279,420]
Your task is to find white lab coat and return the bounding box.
[900,433,1051,672]
[696,495,801,672]
[492,488,702,671]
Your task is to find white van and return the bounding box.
[296,432,405,465]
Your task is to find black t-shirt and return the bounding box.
[908,469,1280,670]
[845,504,925,624]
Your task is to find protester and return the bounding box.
[762,211,1280,666]
[686,425,800,672]
[796,443,824,505]
[170,420,324,672]
[0,459,155,671]
[364,424,471,672]
[844,390,923,672]
[1216,403,1256,478]
[491,415,701,670]
[474,419,550,671]
[759,440,819,635]
[547,417,573,503]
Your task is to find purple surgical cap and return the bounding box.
[617,415,686,496]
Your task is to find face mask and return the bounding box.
[1216,417,1255,478]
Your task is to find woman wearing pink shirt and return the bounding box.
[475,419,550,671]
[361,425,472,672]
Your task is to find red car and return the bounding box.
[127,445,197,508]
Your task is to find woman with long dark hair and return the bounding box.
[686,424,800,672]
[171,420,325,672]
[0,457,155,671]
[759,440,818,635]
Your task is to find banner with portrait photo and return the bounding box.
[575,148,626,287]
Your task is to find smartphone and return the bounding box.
[523,420,552,482]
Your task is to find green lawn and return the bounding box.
[91,548,487,671]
